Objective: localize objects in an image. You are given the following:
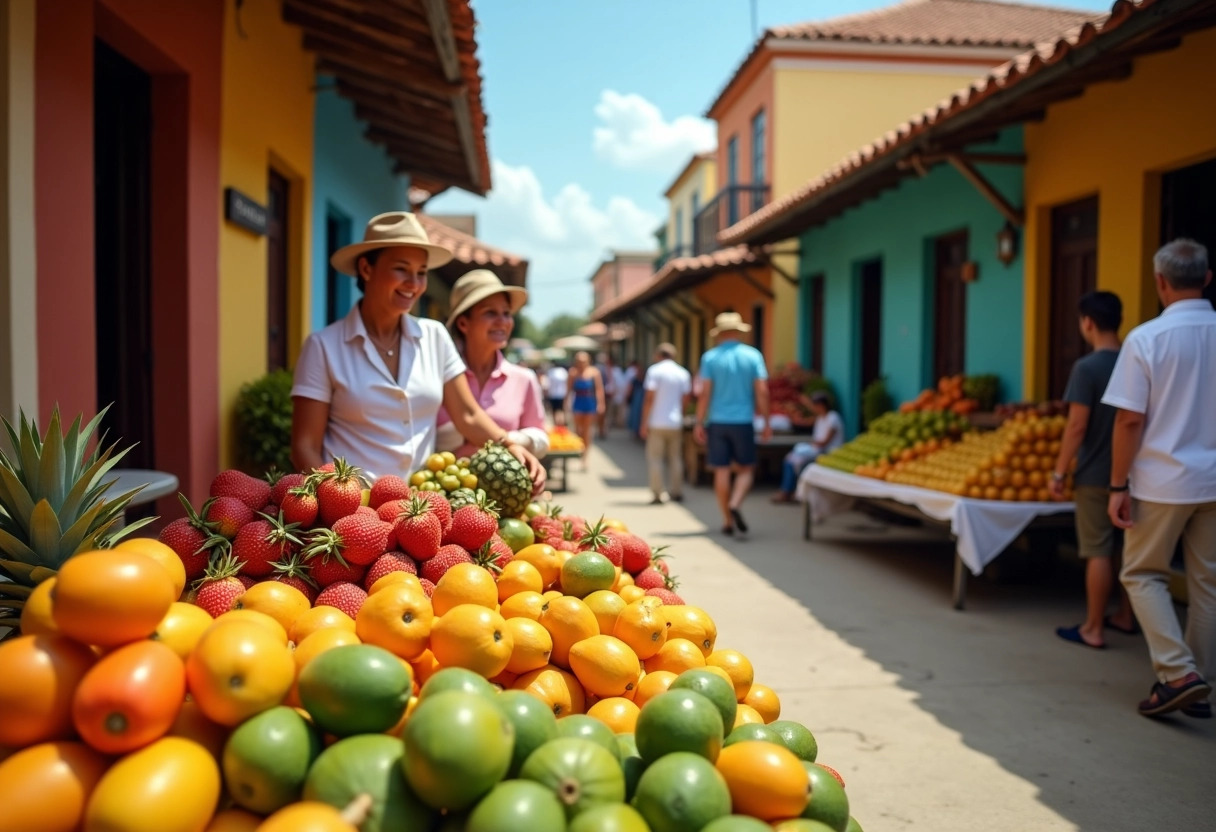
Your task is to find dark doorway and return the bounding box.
[681,318,691,367]
[808,275,824,374]
[325,211,351,324]
[858,259,883,402]
[752,302,766,359]
[94,40,154,469]
[1049,196,1099,398]
[266,170,290,371]
[933,231,969,380]
[1161,158,1216,309]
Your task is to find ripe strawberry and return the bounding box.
[394,496,442,561]
[232,512,303,577]
[193,554,246,617]
[261,504,279,516]
[419,578,436,598]
[633,567,668,590]
[314,462,336,474]
[817,764,846,789]
[474,536,514,573]
[618,533,653,575]
[238,575,257,589]
[210,469,271,512]
[369,475,411,509]
[445,495,499,551]
[331,513,392,566]
[578,519,623,566]
[376,499,409,523]
[270,472,307,507]
[415,490,452,533]
[644,586,684,605]
[281,484,319,528]
[315,582,367,619]
[355,506,377,517]
[206,496,255,540]
[312,458,365,527]
[421,544,474,584]
[158,494,226,581]
[270,553,318,604]
[362,551,417,591]
[302,528,367,587]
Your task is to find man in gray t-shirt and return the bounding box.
[1051,291,1135,649]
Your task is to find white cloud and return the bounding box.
[592,90,716,172]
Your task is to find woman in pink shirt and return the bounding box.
[436,270,550,460]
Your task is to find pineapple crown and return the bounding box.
[301,527,350,567]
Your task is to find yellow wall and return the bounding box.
[1022,27,1216,398]
[218,0,314,467]
[666,157,716,251]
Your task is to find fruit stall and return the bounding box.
[0,408,862,832]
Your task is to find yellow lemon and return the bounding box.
[504,617,554,675]
[583,589,627,635]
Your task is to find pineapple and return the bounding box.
[469,442,533,519]
[0,406,149,636]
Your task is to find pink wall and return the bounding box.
[714,62,774,190]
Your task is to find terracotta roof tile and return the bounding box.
[418,214,529,286]
[591,246,757,322]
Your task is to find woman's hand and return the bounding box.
[508,443,547,495]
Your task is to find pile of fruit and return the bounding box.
[898,375,980,415]
[817,410,971,474]
[408,451,479,495]
[993,400,1068,420]
[548,427,585,453]
[768,363,831,427]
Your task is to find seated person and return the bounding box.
[772,392,843,503]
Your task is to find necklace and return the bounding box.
[368,330,398,358]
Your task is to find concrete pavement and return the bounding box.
[552,434,1213,831]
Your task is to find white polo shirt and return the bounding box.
[292,304,466,483]
[644,359,692,430]
[1102,299,1216,503]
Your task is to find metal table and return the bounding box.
[110,468,180,525]
[544,451,582,494]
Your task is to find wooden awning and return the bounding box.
[418,214,528,288]
[282,0,491,196]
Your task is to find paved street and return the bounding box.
[555,434,1214,832]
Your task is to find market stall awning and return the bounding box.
[720,0,1216,246]
[592,246,761,324]
[282,0,491,196]
[418,214,529,288]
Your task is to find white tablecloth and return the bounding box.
[797,464,1075,575]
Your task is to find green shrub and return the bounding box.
[861,377,893,429]
[234,369,294,475]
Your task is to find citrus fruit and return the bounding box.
[254,801,360,832]
[418,666,496,701]
[618,585,646,604]
[0,634,96,747]
[587,697,640,734]
[560,552,616,598]
[770,719,819,762]
[612,602,667,660]
[504,617,553,674]
[724,722,783,747]
[538,596,598,668]
[702,816,776,832]
[216,609,289,644]
[185,620,295,726]
[743,683,781,723]
[802,761,850,830]
[633,751,732,832]
[514,543,562,587]
[643,638,705,675]
[402,691,514,810]
[355,583,434,660]
[84,736,221,832]
[289,606,356,644]
[555,714,620,759]
[583,590,626,634]
[500,589,546,621]
[715,741,809,820]
[0,740,109,832]
[705,649,753,699]
[232,581,311,632]
[670,668,737,732]
[19,577,58,636]
[203,808,262,831]
[71,640,186,754]
[114,537,188,599]
[519,737,626,820]
[168,697,230,761]
[298,644,412,737]
[467,779,565,832]
[663,606,717,656]
[409,649,442,689]
[304,734,436,832]
[568,634,641,698]
[512,665,586,717]
[615,732,645,800]
[53,549,176,648]
[293,628,361,672]
[635,689,724,764]
[151,602,214,660]
[492,689,559,776]
[568,803,650,832]
[430,604,514,678]
[432,563,498,615]
[497,517,537,553]
[497,561,544,601]
[369,571,423,596]
[733,704,764,727]
[222,705,321,814]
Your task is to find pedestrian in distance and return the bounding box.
[597,352,616,439]
[565,351,605,470]
[640,343,693,505]
[770,392,843,504]
[611,358,632,430]
[694,312,771,537]
[1104,238,1216,719]
[1049,290,1136,649]
[544,362,569,427]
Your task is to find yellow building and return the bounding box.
[663,153,717,261]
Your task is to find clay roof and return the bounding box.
[720,0,1215,246]
[418,214,529,287]
[591,246,759,323]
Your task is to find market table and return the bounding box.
[545,450,581,493]
[796,464,1075,609]
[111,468,180,527]
[683,427,803,485]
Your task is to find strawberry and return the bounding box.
[270,553,318,604]
[421,544,474,584]
[281,484,319,528]
[444,494,499,551]
[419,578,436,598]
[376,499,409,524]
[369,475,411,509]
[394,496,442,561]
[314,462,336,474]
[302,527,367,587]
[232,512,303,578]
[315,582,367,619]
[210,469,271,511]
[193,553,246,617]
[238,575,257,589]
[474,536,514,573]
[817,764,846,789]
[312,458,365,527]
[270,472,307,507]
[644,586,684,605]
[158,494,227,581]
[633,567,668,590]
[331,513,392,566]
[618,533,653,575]
[206,496,255,540]
[578,519,623,567]
[260,504,279,516]
[415,490,452,533]
[362,551,418,591]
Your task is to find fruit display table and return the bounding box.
[544,449,582,493]
[797,464,1075,610]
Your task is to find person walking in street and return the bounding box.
[1050,290,1136,649]
[1103,238,1216,718]
[544,362,569,427]
[565,351,605,470]
[597,353,616,439]
[771,392,843,504]
[694,312,771,536]
[611,359,632,430]
[640,343,692,505]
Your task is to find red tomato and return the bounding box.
[72,640,185,754]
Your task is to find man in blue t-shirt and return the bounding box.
[694,312,771,536]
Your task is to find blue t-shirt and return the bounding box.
[698,340,768,424]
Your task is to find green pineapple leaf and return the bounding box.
[27,499,64,567]
[0,465,35,536]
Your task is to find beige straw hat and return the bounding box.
[330,212,454,276]
[709,312,752,337]
[446,269,528,328]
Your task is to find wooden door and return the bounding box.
[859,259,883,401]
[808,275,824,374]
[266,170,290,371]
[1049,197,1098,398]
[1161,158,1216,309]
[933,231,969,380]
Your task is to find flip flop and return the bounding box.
[1138,677,1212,718]
[1103,615,1141,636]
[730,508,749,534]
[1055,625,1105,650]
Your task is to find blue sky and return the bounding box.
[428,0,1114,324]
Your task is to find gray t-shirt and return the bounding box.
[1063,348,1120,486]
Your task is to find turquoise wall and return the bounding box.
[798,129,1025,434]
[310,85,409,332]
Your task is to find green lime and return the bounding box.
[568,803,651,832]
[801,762,849,831]
[702,816,777,832]
[298,644,411,737]
[466,780,566,832]
[556,714,619,760]
[403,691,514,811]
[493,689,559,777]
[670,669,737,732]
[635,689,724,764]
[222,706,321,814]
[498,517,537,553]
[419,666,496,701]
[304,734,435,832]
[724,722,783,747]
[560,552,616,598]
[770,719,819,762]
[633,751,732,832]
[519,737,625,820]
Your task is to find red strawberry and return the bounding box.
[421,544,474,584]
[331,513,392,566]
[210,469,271,511]
[369,475,411,509]
[313,458,365,527]
[817,764,846,789]
[261,504,279,516]
[419,578,436,598]
[270,472,307,507]
[644,586,684,605]
[394,496,443,561]
[474,536,514,573]
[314,462,336,474]
[362,551,418,591]
[445,495,499,551]
[634,567,667,590]
[206,496,255,540]
[302,527,367,587]
[618,533,653,575]
[376,499,409,524]
[270,553,318,604]
[415,490,452,533]
[281,485,319,528]
[238,575,257,589]
[232,512,303,578]
[315,582,367,619]
[193,553,246,617]
[158,495,226,581]
[578,519,623,566]
[355,506,378,518]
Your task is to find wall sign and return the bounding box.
[224,187,268,236]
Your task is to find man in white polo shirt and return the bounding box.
[1103,238,1216,719]
[640,343,692,505]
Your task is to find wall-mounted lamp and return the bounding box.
[996,221,1019,266]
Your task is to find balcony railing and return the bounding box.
[654,245,693,271]
[693,184,770,255]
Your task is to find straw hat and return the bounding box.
[446,269,528,328]
[330,212,454,276]
[709,312,752,337]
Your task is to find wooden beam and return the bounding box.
[335,78,452,116]
[419,0,462,82]
[282,0,433,54]
[946,153,1024,227]
[918,151,1027,166]
[736,266,775,299]
[449,86,484,191]
[367,130,464,170]
[307,37,460,97]
[355,106,463,153]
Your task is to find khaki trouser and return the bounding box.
[1120,499,1216,683]
[646,428,684,499]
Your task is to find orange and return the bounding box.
[643,638,706,675]
[431,563,498,616]
[706,649,754,700]
[538,595,599,669]
[611,568,634,592]
[632,669,677,707]
[664,606,717,657]
[499,590,546,622]
[355,583,434,660]
[542,589,564,602]
[369,571,422,596]
[185,620,295,726]
[0,635,96,747]
[168,697,229,761]
[0,740,110,832]
[114,537,188,600]
[53,549,176,648]
[293,628,362,672]
[513,543,562,588]
[151,602,214,661]
[512,665,586,717]
[715,741,809,820]
[734,704,764,727]
[583,590,626,635]
[429,604,514,678]
[489,668,520,689]
[408,649,441,690]
[19,577,59,636]
[612,601,668,660]
[289,606,357,644]
[700,665,735,688]
[496,561,544,601]
[231,582,311,633]
[215,609,290,644]
[637,595,664,610]
[568,634,641,698]
[587,697,640,734]
[203,808,263,831]
[618,585,646,604]
[744,683,781,723]
[256,800,362,832]
[503,617,553,675]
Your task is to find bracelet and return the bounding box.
[1109,483,1130,493]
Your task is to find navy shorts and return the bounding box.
[706,423,757,467]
